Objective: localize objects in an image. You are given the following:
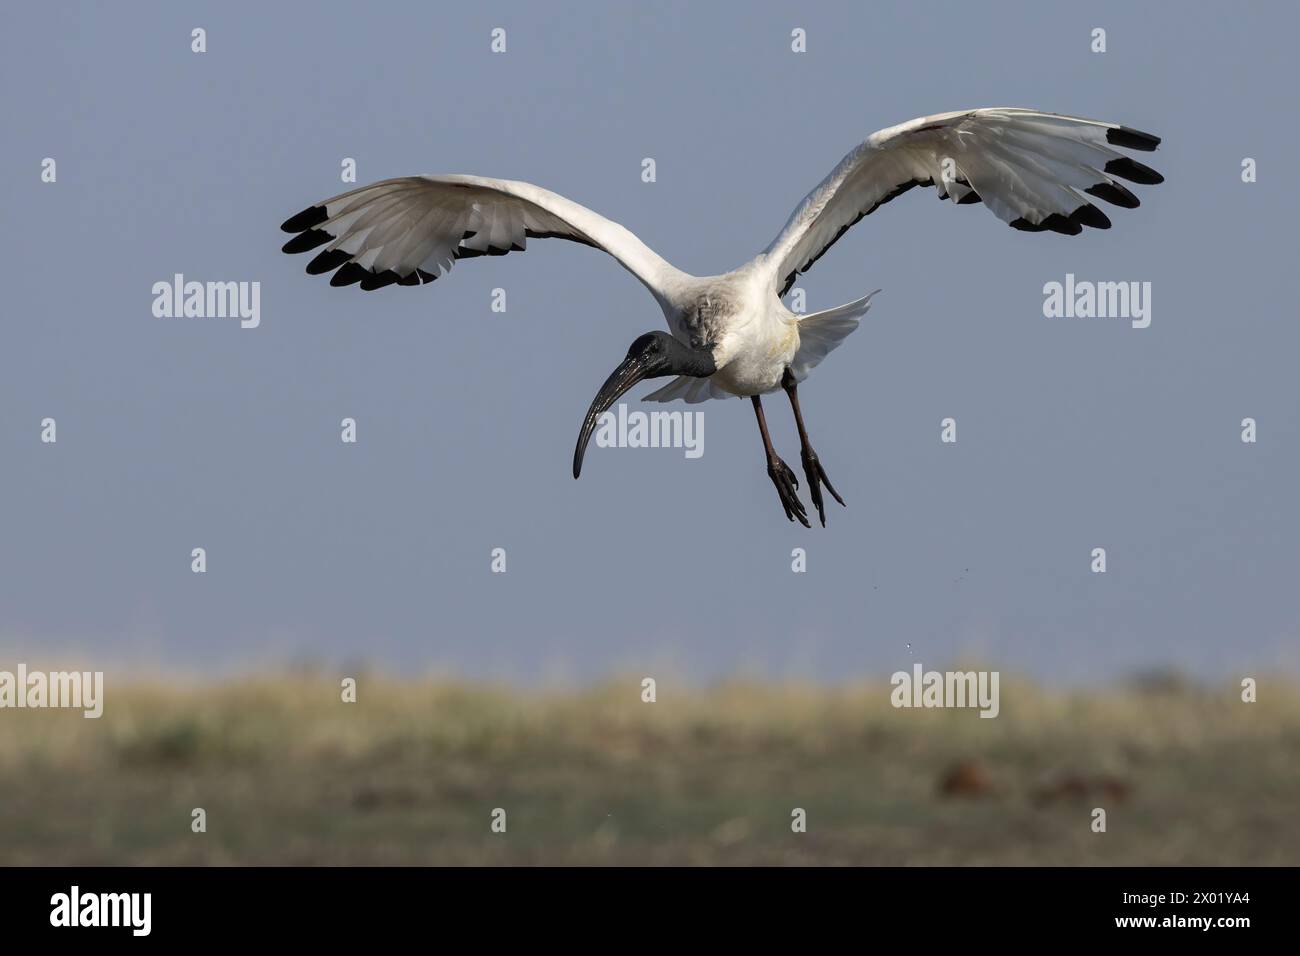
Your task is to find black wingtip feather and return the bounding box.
[454,245,512,259]
[1085,182,1140,209]
[281,229,333,254]
[1107,126,1161,151]
[395,269,438,286]
[1105,157,1164,185]
[1070,204,1112,230]
[329,262,367,287]
[280,206,328,233]
[1011,213,1082,236]
[359,270,400,291]
[1044,213,1083,236]
[306,249,351,275]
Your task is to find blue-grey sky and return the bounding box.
[3,1,1297,683]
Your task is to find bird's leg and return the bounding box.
[752,395,809,527]
[781,369,844,527]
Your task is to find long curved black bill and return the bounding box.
[573,353,651,479]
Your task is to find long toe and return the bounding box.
[801,449,845,527]
[768,458,810,528]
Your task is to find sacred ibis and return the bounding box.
[281,108,1162,526]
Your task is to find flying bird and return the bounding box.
[281,108,1162,526]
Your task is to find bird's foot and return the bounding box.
[766,455,810,527]
[799,447,845,527]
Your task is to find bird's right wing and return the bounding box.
[763,108,1164,297]
[280,175,685,296]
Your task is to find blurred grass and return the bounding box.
[1,671,1296,864]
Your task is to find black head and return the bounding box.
[572,331,716,479]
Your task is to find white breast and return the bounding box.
[668,269,797,397]
[709,314,800,396]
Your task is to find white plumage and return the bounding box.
[282,107,1162,525]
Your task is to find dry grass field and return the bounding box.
[1,671,1296,865]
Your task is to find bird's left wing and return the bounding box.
[763,108,1164,297]
[280,175,684,295]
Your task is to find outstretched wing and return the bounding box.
[764,108,1164,296]
[280,175,683,295]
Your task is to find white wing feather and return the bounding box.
[763,108,1163,296]
[281,175,685,297]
